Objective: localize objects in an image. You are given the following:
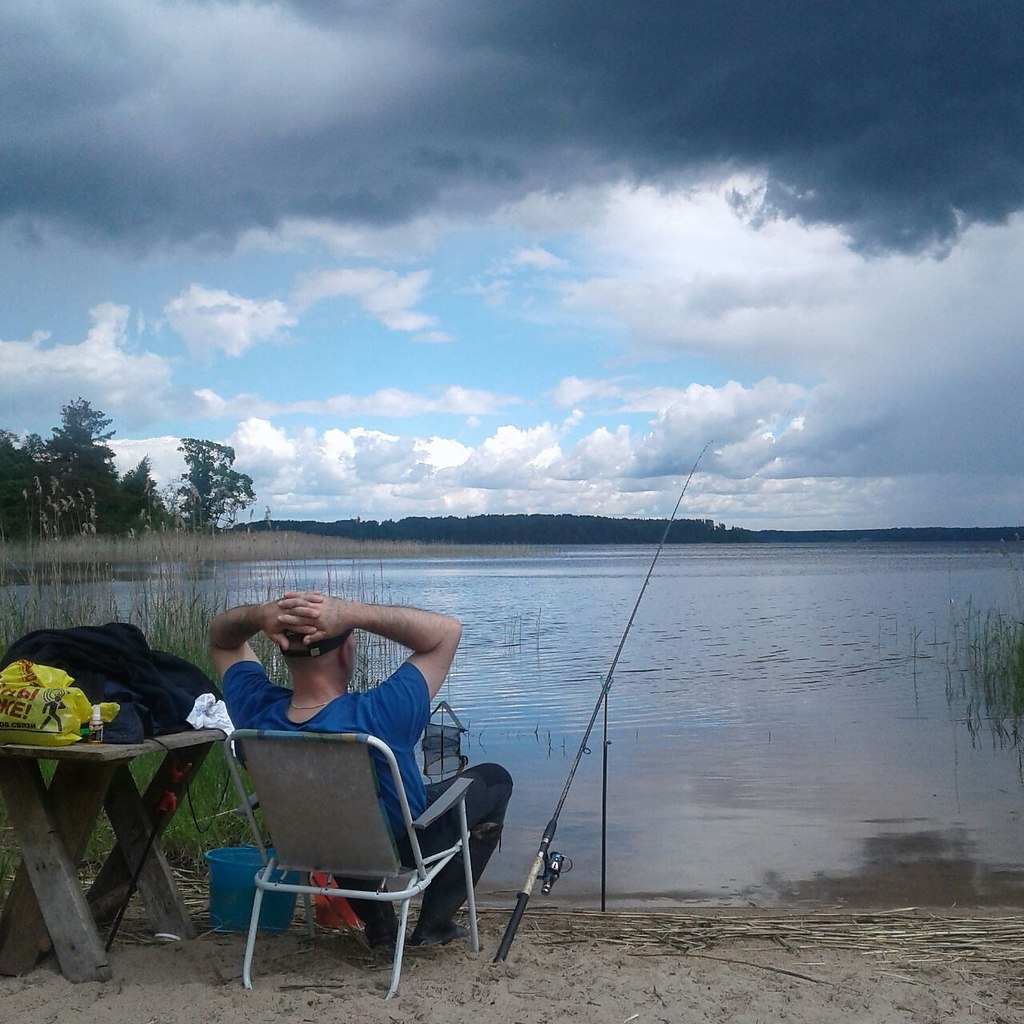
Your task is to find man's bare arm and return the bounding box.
[292,595,462,699]
[208,592,324,678]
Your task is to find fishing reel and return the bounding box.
[541,850,571,894]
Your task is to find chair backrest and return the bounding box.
[230,730,416,880]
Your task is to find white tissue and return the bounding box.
[187,693,234,735]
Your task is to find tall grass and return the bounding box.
[947,601,1024,748]
[0,532,443,892]
[945,544,1024,750]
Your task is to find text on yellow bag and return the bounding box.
[0,660,119,746]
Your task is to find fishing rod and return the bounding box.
[493,442,711,962]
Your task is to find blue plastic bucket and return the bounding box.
[205,846,298,933]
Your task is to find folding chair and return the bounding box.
[223,729,480,998]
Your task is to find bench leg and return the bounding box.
[0,759,114,982]
[91,742,214,940]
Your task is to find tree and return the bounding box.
[45,398,117,482]
[118,456,169,531]
[177,438,255,531]
[37,398,120,535]
[21,432,47,462]
[0,430,37,540]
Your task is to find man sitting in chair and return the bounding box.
[209,590,512,949]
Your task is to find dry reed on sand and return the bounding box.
[123,875,1023,967]
[497,907,1024,966]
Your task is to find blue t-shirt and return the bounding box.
[223,659,431,834]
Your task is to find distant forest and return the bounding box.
[241,516,1022,546]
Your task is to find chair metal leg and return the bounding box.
[457,801,480,953]
[386,899,413,999]
[242,886,265,989]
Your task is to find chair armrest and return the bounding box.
[412,776,474,830]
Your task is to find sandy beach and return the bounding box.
[2,905,1021,1024]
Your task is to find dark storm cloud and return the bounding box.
[3,1,1022,254]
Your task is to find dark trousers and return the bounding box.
[345,762,513,940]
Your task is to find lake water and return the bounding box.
[223,541,1024,912]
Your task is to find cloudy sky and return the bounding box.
[2,1,1022,529]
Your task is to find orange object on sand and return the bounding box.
[310,872,363,929]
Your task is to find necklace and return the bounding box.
[288,698,332,710]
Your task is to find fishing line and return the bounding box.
[493,441,711,962]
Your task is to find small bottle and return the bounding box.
[88,705,104,743]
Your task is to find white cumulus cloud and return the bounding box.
[292,267,436,333]
[164,285,295,358]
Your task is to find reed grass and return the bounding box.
[945,545,1024,749]
[1,529,516,572]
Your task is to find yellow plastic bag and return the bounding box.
[0,660,119,746]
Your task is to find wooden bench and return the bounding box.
[0,728,225,982]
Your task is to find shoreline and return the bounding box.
[3,906,1020,1023]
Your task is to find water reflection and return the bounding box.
[759,829,1024,909]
